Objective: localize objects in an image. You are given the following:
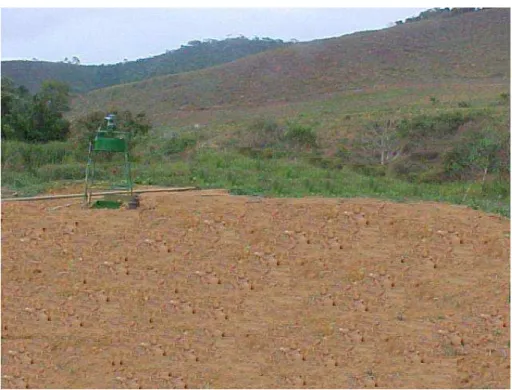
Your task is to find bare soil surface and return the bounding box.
[1,190,510,389]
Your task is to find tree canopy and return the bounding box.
[395,8,483,25]
[1,77,71,142]
[1,36,291,94]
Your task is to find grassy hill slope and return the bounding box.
[2,9,509,216]
[70,8,510,123]
[1,37,290,94]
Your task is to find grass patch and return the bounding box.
[2,146,508,216]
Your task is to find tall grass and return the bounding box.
[1,141,81,171]
[2,141,509,216]
[167,149,510,216]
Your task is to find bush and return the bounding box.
[499,92,510,104]
[409,151,439,162]
[70,109,152,149]
[284,122,317,148]
[397,111,469,141]
[457,101,471,108]
[2,78,71,143]
[243,117,284,149]
[416,167,446,183]
[349,164,387,177]
[443,126,509,180]
[387,158,429,181]
[161,134,197,156]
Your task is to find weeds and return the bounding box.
[7,145,507,216]
[2,89,509,218]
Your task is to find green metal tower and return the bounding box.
[84,114,134,207]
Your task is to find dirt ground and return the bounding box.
[1,189,510,389]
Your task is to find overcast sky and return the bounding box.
[1,7,428,65]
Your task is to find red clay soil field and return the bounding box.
[1,190,510,389]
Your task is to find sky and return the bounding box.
[0,7,430,65]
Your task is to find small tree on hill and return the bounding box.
[444,126,508,184]
[70,109,152,149]
[351,119,402,165]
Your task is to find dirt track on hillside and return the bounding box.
[1,190,510,389]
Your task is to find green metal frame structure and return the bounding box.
[84,115,133,205]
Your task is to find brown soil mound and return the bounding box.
[2,192,510,388]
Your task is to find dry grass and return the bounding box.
[69,9,510,126]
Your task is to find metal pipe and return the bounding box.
[1,187,199,202]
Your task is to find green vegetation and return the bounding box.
[2,83,509,217]
[1,78,71,142]
[69,9,510,125]
[2,100,509,217]
[2,142,508,216]
[1,37,291,93]
[284,122,317,149]
[69,109,151,150]
[1,9,509,218]
[395,7,485,25]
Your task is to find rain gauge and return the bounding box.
[84,114,138,209]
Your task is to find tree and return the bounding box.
[33,80,71,141]
[37,80,71,113]
[30,80,71,142]
[1,78,71,142]
[70,109,152,149]
[187,40,202,46]
[30,94,70,142]
[1,77,33,141]
[352,120,402,165]
[71,56,81,65]
[444,127,508,184]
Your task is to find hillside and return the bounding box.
[2,8,509,215]
[1,37,290,94]
[70,8,510,123]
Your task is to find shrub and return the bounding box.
[499,92,510,104]
[284,122,317,148]
[349,164,387,177]
[387,158,428,181]
[243,117,284,149]
[70,109,152,149]
[161,134,197,156]
[397,111,469,141]
[416,167,446,183]
[443,126,509,180]
[2,78,71,143]
[307,156,344,170]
